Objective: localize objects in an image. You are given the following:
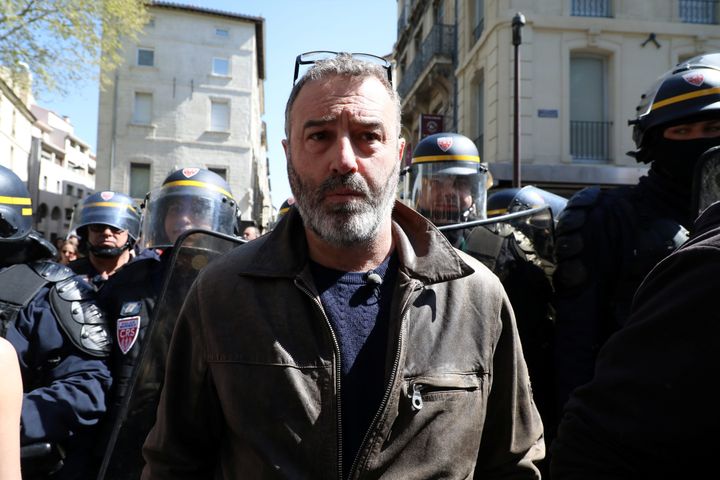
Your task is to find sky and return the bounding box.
[37,0,398,211]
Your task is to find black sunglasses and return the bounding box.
[88,224,125,234]
[292,50,392,86]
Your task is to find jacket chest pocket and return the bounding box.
[375,374,487,476]
[405,374,483,411]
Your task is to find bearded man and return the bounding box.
[141,52,544,480]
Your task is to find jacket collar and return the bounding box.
[240,201,475,285]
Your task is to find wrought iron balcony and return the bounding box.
[570,120,612,162]
[398,23,455,98]
[680,0,719,23]
[571,0,612,17]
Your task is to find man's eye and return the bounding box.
[308,131,327,141]
[361,132,381,142]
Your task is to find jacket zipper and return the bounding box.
[346,279,423,479]
[295,280,344,480]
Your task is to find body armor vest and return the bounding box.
[0,261,111,357]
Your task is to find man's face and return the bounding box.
[417,175,474,225]
[87,224,129,250]
[163,197,213,244]
[242,226,259,240]
[282,75,404,247]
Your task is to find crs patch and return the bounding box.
[117,316,140,355]
[437,136,453,152]
[100,191,115,201]
[182,167,200,178]
[683,72,704,87]
[120,301,142,316]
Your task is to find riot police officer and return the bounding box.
[96,167,239,479]
[68,191,142,286]
[406,135,566,476]
[405,132,489,249]
[0,164,112,479]
[553,53,720,416]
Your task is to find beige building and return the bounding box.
[0,73,35,182]
[96,2,271,228]
[31,106,96,241]
[395,0,720,194]
[1,71,96,242]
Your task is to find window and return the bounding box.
[212,57,230,76]
[66,184,74,196]
[77,188,83,198]
[208,168,227,180]
[215,28,229,37]
[210,100,230,131]
[137,48,154,66]
[133,92,152,125]
[130,163,151,199]
[65,208,73,221]
[571,0,612,17]
[570,54,611,162]
[680,0,718,24]
[473,0,485,41]
[435,0,445,24]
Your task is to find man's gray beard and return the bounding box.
[287,156,399,247]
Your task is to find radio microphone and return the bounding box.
[364,271,383,286]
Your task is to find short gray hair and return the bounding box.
[284,53,402,140]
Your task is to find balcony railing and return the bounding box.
[398,23,455,98]
[473,17,485,42]
[571,0,612,17]
[680,0,719,24]
[570,120,612,162]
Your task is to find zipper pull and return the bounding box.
[409,383,423,411]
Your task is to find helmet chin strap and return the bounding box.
[89,239,133,258]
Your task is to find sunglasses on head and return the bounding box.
[292,50,392,86]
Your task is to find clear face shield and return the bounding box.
[140,188,237,249]
[408,163,488,226]
[693,145,720,217]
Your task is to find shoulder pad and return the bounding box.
[555,187,602,235]
[54,276,98,302]
[566,186,602,208]
[29,261,75,283]
[50,285,111,358]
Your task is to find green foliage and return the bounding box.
[0,0,149,95]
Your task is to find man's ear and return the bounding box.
[398,137,406,163]
[282,139,290,160]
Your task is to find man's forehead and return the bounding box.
[292,76,393,120]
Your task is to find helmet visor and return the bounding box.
[141,188,237,249]
[408,162,488,225]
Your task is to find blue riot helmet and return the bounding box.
[71,191,141,258]
[507,186,567,225]
[506,186,568,267]
[486,188,521,218]
[0,164,33,242]
[0,165,56,266]
[407,132,489,226]
[141,167,238,249]
[630,54,720,185]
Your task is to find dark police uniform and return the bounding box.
[94,250,166,479]
[553,169,691,414]
[0,260,112,479]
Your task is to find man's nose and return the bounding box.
[331,135,359,175]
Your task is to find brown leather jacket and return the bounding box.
[141,202,544,479]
